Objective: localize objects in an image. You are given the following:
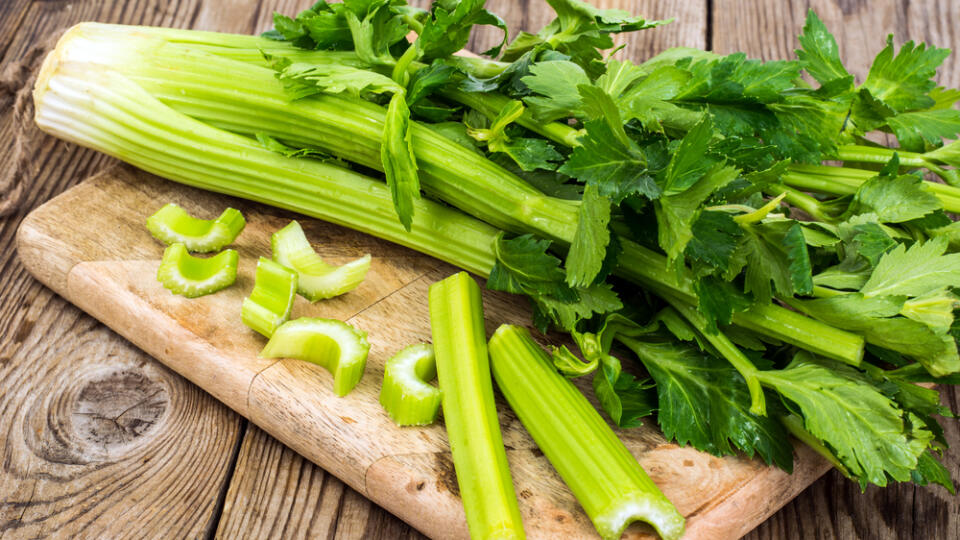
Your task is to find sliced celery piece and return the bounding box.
[488,325,685,540]
[241,257,297,338]
[156,242,237,298]
[271,220,371,301]
[428,272,525,539]
[260,317,369,396]
[146,202,245,252]
[379,343,441,426]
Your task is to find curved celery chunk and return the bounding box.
[379,344,441,426]
[488,325,685,540]
[146,203,245,252]
[271,220,371,301]
[241,257,297,338]
[260,317,369,396]
[156,242,238,298]
[428,272,525,539]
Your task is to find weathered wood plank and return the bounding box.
[711,2,960,539]
[216,425,425,540]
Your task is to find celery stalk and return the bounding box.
[146,203,245,252]
[156,242,238,297]
[428,272,525,539]
[379,343,441,426]
[260,317,369,396]
[33,23,867,366]
[272,220,371,301]
[241,257,297,338]
[487,325,685,540]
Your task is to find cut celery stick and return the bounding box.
[379,343,441,426]
[241,257,297,338]
[156,242,237,297]
[429,272,525,539]
[260,317,369,396]
[488,325,685,540]
[146,202,245,252]
[271,220,371,301]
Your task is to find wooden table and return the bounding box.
[1,1,958,538]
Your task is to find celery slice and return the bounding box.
[428,272,525,539]
[241,257,297,338]
[488,325,685,540]
[260,317,369,396]
[156,242,237,298]
[146,203,245,252]
[271,220,371,301]
[379,343,441,426]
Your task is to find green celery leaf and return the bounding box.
[795,10,853,88]
[381,93,420,230]
[622,336,794,471]
[661,116,717,194]
[491,137,564,171]
[862,237,960,298]
[406,60,457,104]
[685,210,743,273]
[900,288,959,334]
[732,220,813,302]
[656,164,740,267]
[534,283,623,331]
[592,362,656,429]
[342,0,409,66]
[566,184,612,287]
[886,108,960,152]
[757,355,932,487]
[558,119,660,202]
[912,451,956,493]
[694,276,753,332]
[521,60,590,122]
[596,58,647,99]
[416,0,508,59]
[849,172,941,224]
[271,59,404,100]
[487,233,576,301]
[861,36,950,113]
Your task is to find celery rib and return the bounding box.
[241,257,298,338]
[260,317,369,396]
[379,343,441,426]
[272,220,371,301]
[146,203,245,252]
[428,272,525,539]
[488,325,684,540]
[156,242,238,297]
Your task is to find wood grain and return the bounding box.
[711,2,960,539]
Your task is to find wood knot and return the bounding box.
[72,370,168,448]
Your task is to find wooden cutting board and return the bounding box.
[15,163,831,539]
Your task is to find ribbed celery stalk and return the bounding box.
[146,203,245,252]
[241,257,297,338]
[379,343,441,426]
[488,325,685,540]
[272,220,371,301]
[156,242,238,297]
[260,317,369,396]
[428,272,524,539]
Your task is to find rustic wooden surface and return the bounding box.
[0,1,958,539]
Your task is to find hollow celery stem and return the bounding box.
[272,220,371,301]
[146,203,245,252]
[428,272,525,539]
[379,343,441,426]
[156,242,238,297]
[488,325,685,540]
[260,317,370,396]
[664,295,767,416]
[241,257,298,338]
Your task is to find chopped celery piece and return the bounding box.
[241,257,297,338]
[428,272,525,539]
[488,325,685,540]
[146,202,245,252]
[379,343,441,426]
[156,242,237,298]
[260,317,369,396]
[271,220,371,301]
